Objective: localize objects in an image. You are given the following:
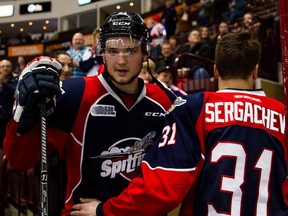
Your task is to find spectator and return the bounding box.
[154,40,177,71]
[222,0,246,23]
[4,12,172,216]
[199,26,213,58]
[0,59,18,89]
[139,58,156,83]
[67,32,91,77]
[216,21,230,41]
[177,1,193,38]
[210,21,230,59]
[0,59,16,169]
[199,26,211,44]
[155,65,173,88]
[169,35,184,55]
[197,0,214,27]
[160,0,178,39]
[176,29,211,86]
[183,28,211,58]
[240,12,261,39]
[79,27,104,77]
[72,31,288,216]
[14,56,26,77]
[55,51,73,81]
[150,14,166,46]
[149,14,166,60]
[155,65,187,97]
[211,0,230,25]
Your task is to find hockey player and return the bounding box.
[3,12,172,215]
[71,32,288,215]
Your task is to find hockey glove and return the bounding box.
[13,56,62,134]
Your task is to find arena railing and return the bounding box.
[172,52,217,93]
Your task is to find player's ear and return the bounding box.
[213,64,219,79]
[252,64,259,80]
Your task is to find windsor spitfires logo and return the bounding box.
[92,131,156,181]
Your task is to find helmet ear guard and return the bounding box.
[98,12,151,56]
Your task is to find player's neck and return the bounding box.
[112,78,139,95]
[218,79,254,90]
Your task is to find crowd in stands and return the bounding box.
[147,0,279,83]
[1,0,280,82]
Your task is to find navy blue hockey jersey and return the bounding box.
[4,72,172,215]
[100,89,288,216]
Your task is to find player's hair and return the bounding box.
[98,12,151,56]
[215,32,261,80]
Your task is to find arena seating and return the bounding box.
[172,52,217,93]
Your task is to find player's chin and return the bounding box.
[112,74,138,85]
[114,77,133,85]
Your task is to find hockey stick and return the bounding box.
[40,98,48,216]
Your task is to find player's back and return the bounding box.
[192,89,287,215]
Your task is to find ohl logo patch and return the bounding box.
[91,104,116,117]
[93,131,156,181]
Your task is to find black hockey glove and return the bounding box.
[13,56,62,134]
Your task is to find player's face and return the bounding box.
[103,37,145,93]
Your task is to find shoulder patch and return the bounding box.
[167,97,187,113]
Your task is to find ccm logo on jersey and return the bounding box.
[144,112,166,117]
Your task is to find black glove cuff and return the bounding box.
[96,202,105,216]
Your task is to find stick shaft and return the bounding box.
[40,100,48,216]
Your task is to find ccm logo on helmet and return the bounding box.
[112,21,131,26]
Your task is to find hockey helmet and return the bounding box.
[98,12,151,55]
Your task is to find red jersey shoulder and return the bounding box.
[82,75,107,102]
[145,83,172,110]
